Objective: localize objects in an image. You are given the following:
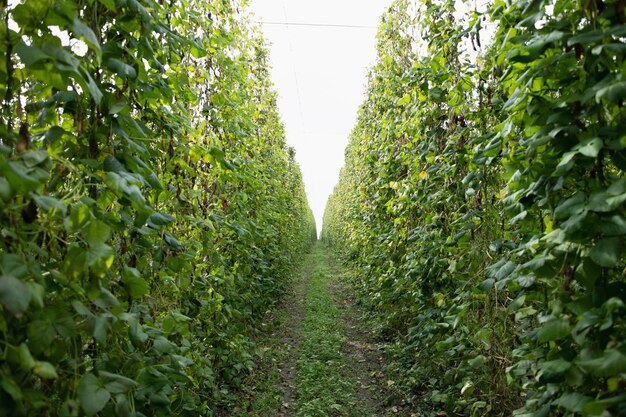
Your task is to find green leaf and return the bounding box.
[0,156,48,192]
[31,194,66,215]
[44,126,69,143]
[487,260,516,280]
[72,300,93,316]
[85,242,114,268]
[468,355,487,368]
[516,10,544,27]
[0,177,12,201]
[576,138,602,158]
[11,0,53,31]
[94,287,120,309]
[0,377,23,401]
[536,317,571,343]
[164,231,183,249]
[145,172,163,190]
[22,150,49,168]
[32,361,58,379]
[429,86,444,101]
[121,267,150,298]
[100,371,137,394]
[27,319,56,355]
[149,212,174,226]
[27,282,45,309]
[588,191,611,212]
[477,278,494,291]
[567,30,605,46]
[596,81,626,103]
[209,146,227,168]
[84,220,111,246]
[538,358,571,379]
[561,210,589,234]
[11,343,36,371]
[554,151,576,175]
[604,297,624,315]
[507,295,526,312]
[190,44,207,58]
[577,349,626,377]
[106,58,137,79]
[69,203,91,232]
[516,274,535,288]
[553,392,591,413]
[84,72,103,104]
[0,254,27,277]
[108,100,126,115]
[103,156,126,173]
[15,43,49,67]
[0,275,31,316]
[592,43,626,56]
[127,0,152,22]
[126,315,148,345]
[583,394,626,415]
[153,336,176,354]
[105,172,146,205]
[93,315,108,344]
[98,0,117,11]
[612,149,626,171]
[72,18,101,59]
[78,373,111,416]
[554,192,585,219]
[526,30,564,53]
[564,366,584,387]
[607,178,626,195]
[397,93,411,106]
[588,237,622,267]
[115,393,131,417]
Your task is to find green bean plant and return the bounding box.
[0,0,316,416]
[323,0,625,415]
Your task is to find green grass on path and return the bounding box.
[231,243,397,417]
[293,245,366,417]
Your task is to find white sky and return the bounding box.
[248,0,393,231]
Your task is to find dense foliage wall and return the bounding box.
[0,0,316,415]
[323,0,626,415]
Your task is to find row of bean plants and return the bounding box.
[323,0,625,415]
[0,0,316,416]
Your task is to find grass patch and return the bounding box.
[229,258,310,417]
[293,245,366,417]
[229,312,293,416]
[229,244,386,416]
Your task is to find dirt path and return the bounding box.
[233,243,410,416]
[231,254,311,417]
[328,267,389,415]
[276,257,310,417]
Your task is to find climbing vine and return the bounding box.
[0,0,315,416]
[323,0,625,415]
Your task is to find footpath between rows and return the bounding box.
[230,243,412,417]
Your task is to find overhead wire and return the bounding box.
[258,21,377,29]
[280,0,306,132]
